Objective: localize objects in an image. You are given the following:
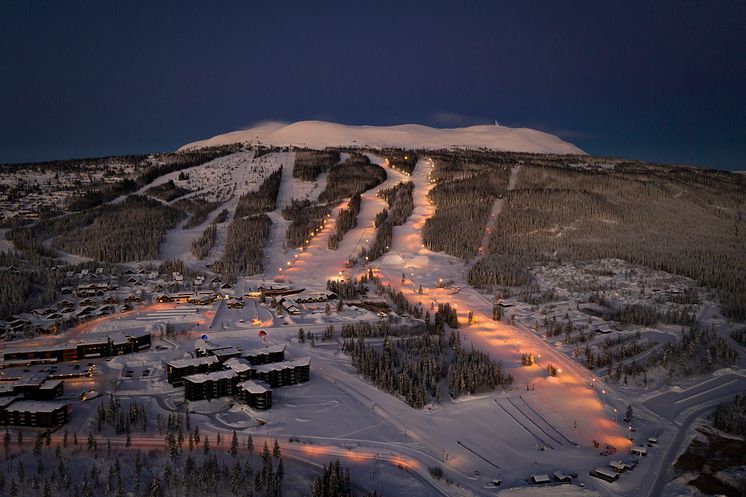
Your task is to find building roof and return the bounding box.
[237,380,272,394]
[241,344,285,357]
[212,346,241,357]
[39,379,63,390]
[0,395,20,408]
[167,356,219,369]
[4,400,69,413]
[183,370,236,384]
[251,357,310,373]
[224,357,252,373]
[15,374,47,388]
[592,467,618,477]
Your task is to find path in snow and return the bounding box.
[474,164,520,262]
[373,157,630,451]
[276,154,409,285]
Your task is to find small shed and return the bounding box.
[553,471,572,483]
[590,467,618,483]
[530,474,551,484]
[631,446,648,457]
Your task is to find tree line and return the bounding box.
[318,154,386,203]
[293,149,340,181]
[342,309,510,408]
[422,163,509,260]
[281,199,330,248]
[234,168,283,219]
[212,215,271,282]
[328,193,361,250]
[359,182,414,262]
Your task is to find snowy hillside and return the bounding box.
[180,120,585,155]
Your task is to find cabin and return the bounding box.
[609,460,631,473]
[281,301,301,315]
[553,471,572,483]
[590,467,618,483]
[529,474,551,484]
[631,446,648,457]
[227,299,245,309]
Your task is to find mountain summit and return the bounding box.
[180,120,584,154]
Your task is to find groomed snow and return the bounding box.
[498,486,601,497]
[179,120,585,155]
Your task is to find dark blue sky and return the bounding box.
[1,1,745,170]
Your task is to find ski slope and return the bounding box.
[180,120,585,155]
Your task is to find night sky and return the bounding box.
[1,1,745,170]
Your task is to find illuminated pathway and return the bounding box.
[258,155,634,494]
[372,157,631,449]
[277,156,409,284]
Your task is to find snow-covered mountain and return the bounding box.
[179,120,585,155]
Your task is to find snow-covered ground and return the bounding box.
[180,120,585,155]
[10,142,743,497]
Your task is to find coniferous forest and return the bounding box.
[422,160,509,259]
[318,154,386,203]
[343,306,512,408]
[466,161,746,320]
[360,181,414,262]
[328,193,361,250]
[293,149,340,181]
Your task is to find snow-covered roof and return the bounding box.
[241,344,285,357]
[530,474,551,483]
[237,380,272,394]
[4,400,69,413]
[224,357,252,373]
[251,357,310,373]
[183,370,236,384]
[39,379,63,390]
[167,355,218,369]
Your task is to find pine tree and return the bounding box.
[231,430,239,458]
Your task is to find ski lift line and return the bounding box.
[518,395,578,446]
[455,440,501,470]
[506,397,563,447]
[494,399,551,448]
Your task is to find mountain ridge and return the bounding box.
[179,120,585,155]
